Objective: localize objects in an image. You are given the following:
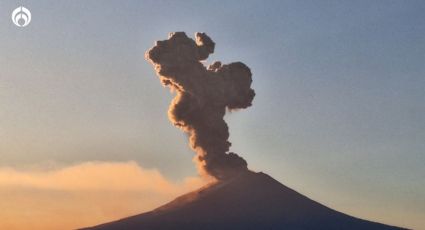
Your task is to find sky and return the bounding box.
[0,0,424,229]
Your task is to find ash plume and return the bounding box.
[145,32,255,180]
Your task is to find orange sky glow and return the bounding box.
[0,161,207,230]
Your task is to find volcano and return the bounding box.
[80,171,404,230]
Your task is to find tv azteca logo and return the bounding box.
[12,6,31,27]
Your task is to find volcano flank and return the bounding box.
[81,171,403,230]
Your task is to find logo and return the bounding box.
[12,6,31,27]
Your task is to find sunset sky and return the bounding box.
[1,0,424,229]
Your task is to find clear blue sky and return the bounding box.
[1,0,424,229]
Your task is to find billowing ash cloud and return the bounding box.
[145,32,255,180]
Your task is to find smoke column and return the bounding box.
[145,32,255,180]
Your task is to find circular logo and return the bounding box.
[12,6,31,27]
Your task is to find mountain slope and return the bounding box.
[81,171,405,230]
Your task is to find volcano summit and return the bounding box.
[82,171,403,230]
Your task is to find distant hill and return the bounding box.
[81,171,405,230]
